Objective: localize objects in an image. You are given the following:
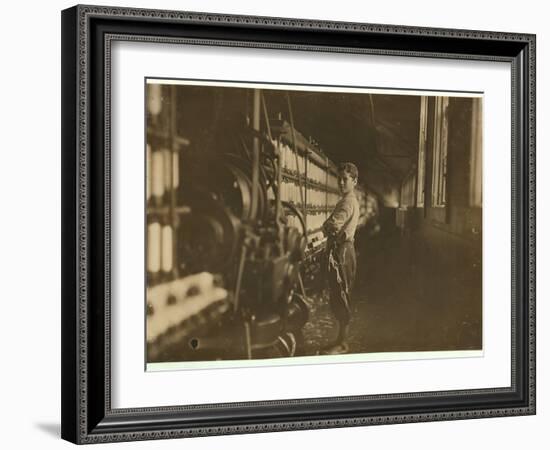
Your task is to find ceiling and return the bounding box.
[265,89,421,201]
[172,85,422,203]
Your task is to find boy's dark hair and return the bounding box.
[338,162,359,181]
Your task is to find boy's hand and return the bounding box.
[322,221,336,238]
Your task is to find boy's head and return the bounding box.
[337,162,358,194]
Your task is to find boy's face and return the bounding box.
[338,172,357,195]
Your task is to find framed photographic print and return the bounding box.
[61,4,536,444]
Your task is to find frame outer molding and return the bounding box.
[61,4,536,444]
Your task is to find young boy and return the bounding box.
[321,162,360,355]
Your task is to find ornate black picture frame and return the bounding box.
[61,4,536,444]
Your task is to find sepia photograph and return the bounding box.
[59,4,536,443]
[145,79,483,369]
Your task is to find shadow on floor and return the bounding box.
[35,423,60,438]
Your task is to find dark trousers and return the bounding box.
[327,240,357,326]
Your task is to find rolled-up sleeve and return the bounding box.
[323,199,353,238]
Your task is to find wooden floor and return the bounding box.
[303,228,482,355]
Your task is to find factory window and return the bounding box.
[469,97,483,207]
[431,97,449,208]
[401,173,416,207]
[416,96,428,207]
